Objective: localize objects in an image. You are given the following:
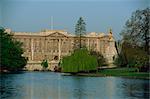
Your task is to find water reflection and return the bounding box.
[0,74,19,99]
[120,78,149,99]
[0,72,149,99]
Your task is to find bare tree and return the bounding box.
[121,8,150,54]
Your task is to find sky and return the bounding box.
[0,0,149,40]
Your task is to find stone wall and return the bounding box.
[25,60,59,71]
[12,29,117,70]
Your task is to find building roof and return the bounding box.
[6,28,115,41]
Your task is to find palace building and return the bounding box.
[6,28,117,71]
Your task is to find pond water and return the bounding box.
[0,72,149,99]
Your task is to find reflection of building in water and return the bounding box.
[6,28,117,71]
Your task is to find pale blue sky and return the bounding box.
[0,0,149,40]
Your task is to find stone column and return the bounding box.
[42,38,45,53]
[87,38,89,50]
[58,39,61,60]
[44,37,47,59]
[31,38,34,61]
[96,38,99,51]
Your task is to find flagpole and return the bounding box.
[51,16,53,30]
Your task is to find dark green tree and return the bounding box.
[121,8,150,54]
[0,28,27,71]
[41,59,48,70]
[90,51,107,66]
[75,17,86,48]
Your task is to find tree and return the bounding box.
[114,41,149,72]
[41,59,48,70]
[75,17,86,48]
[121,8,150,54]
[90,51,107,66]
[114,40,128,67]
[61,49,98,73]
[0,28,27,71]
[115,8,150,71]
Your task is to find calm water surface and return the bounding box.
[0,72,149,99]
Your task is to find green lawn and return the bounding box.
[98,68,150,79]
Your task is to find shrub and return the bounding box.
[114,42,149,72]
[90,51,106,66]
[61,48,98,73]
[41,59,48,69]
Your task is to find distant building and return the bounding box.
[7,28,117,71]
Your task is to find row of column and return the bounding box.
[30,38,65,61]
[29,37,113,61]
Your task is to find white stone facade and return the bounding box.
[10,29,117,71]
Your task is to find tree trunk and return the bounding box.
[115,41,120,56]
[145,39,149,54]
[79,33,81,48]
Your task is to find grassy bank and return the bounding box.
[98,68,149,79]
[67,68,150,79]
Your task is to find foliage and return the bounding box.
[114,42,149,72]
[61,48,98,73]
[75,17,86,48]
[41,59,48,69]
[75,17,86,36]
[116,8,150,72]
[90,51,107,66]
[122,42,149,71]
[121,8,150,54]
[114,55,125,67]
[0,27,27,71]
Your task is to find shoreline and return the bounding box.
[73,73,150,80]
[1,69,149,80]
